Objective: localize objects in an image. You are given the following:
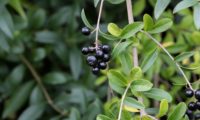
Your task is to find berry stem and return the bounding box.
[117,1,146,120]
[141,30,194,91]
[95,0,105,50]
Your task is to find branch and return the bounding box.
[117,1,146,120]
[19,55,67,116]
[95,0,105,49]
[141,30,194,91]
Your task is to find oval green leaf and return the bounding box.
[131,79,153,92]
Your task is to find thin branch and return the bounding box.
[95,0,105,50]
[117,83,131,120]
[141,30,194,91]
[117,1,146,120]
[19,55,67,116]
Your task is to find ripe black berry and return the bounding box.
[195,113,200,120]
[81,27,90,35]
[103,54,110,62]
[88,46,95,53]
[196,101,200,110]
[188,102,197,111]
[195,90,200,100]
[81,47,89,55]
[92,67,100,75]
[99,62,107,69]
[186,109,194,119]
[185,89,194,98]
[87,56,97,66]
[96,50,104,59]
[102,45,110,53]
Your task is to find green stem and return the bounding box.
[141,30,194,91]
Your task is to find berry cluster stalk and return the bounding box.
[117,0,146,120]
[141,30,194,91]
[95,0,105,50]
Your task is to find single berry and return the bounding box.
[92,67,100,75]
[195,113,200,120]
[186,109,194,119]
[188,102,197,111]
[96,50,104,59]
[185,88,194,98]
[196,101,200,110]
[99,62,107,69]
[87,56,97,66]
[195,90,200,100]
[103,54,110,62]
[88,46,95,53]
[81,27,90,35]
[102,45,110,53]
[81,47,89,55]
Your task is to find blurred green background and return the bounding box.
[0,0,200,120]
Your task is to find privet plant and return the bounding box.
[81,0,200,120]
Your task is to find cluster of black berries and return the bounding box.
[185,89,200,120]
[81,44,111,75]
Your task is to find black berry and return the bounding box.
[88,46,95,53]
[186,109,194,119]
[196,101,200,110]
[92,67,100,75]
[81,27,90,35]
[185,89,194,98]
[188,102,197,111]
[87,56,97,66]
[102,45,110,53]
[195,113,200,120]
[81,47,89,55]
[96,50,104,59]
[99,62,107,69]
[103,54,110,62]
[195,90,200,100]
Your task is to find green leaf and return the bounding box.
[141,115,154,120]
[107,23,122,37]
[18,103,45,120]
[167,102,187,120]
[0,7,14,39]
[143,88,172,102]
[148,18,173,34]
[32,48,46,62]
[99,30,119,40]
[94,0,100,7]
[109,80,125,94]
[121,22,144,39]
[81,9,93,29]
[9,0,27,20]
[154,0,171,19]
[30,86,44,105]
[43,72,68,85]
[119,52,133,74]
[124,97,145,110]
[112,41,132,58]
[6,64,25,86]
[174,51,195,62]
[29,8,46,29]
[133,0,146,16]
[107,70,128,87]
[3,81,34,118]
[130,67,143,80]
[157,99,169,117]
[131,79,153,92]
[141,49,159,72]
[96,115,112,120]
[106,0,125,4]
[69,48,82,80]
[35,31,60,44]
[193,3,200,30]
[173,0,198,13]
[0,32,10,52]
[143,14,154,31]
